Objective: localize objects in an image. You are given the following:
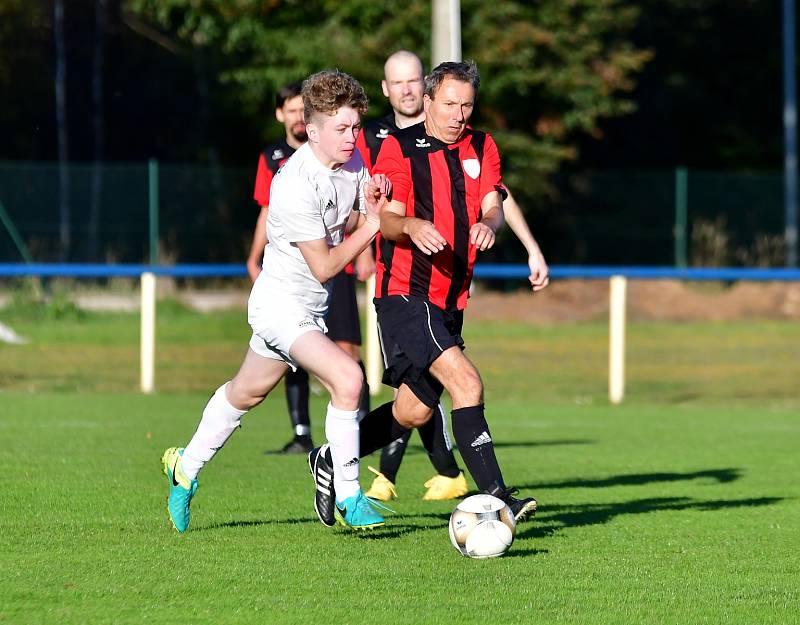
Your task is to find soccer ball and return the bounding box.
[448,494,516,558]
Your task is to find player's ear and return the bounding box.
[275,107,285,123]
[381,80,390,98]
[423,94,432,113]
[305,121,319,143]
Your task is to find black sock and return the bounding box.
[285,368,311,440]
[450,404,504,492]
[417,405,461,478]
[358,401,409,457]
[378,431,412,483]
[356,360,370,420]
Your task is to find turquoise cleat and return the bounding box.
[334,489,392,529]
[162,447,198,533]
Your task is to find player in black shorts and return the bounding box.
[355,51,550,502]
[355,51,469,502]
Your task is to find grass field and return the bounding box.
[1,299,799,624]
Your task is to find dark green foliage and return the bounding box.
[124,0,651,206]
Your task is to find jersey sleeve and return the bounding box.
[271,174,326,243]
[479,133,504,201]
[253,153,273,207]
[373,136,411,205]
[355,132,372,173]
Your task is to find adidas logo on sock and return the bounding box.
[343,457,359,467]
[470,431,492,448]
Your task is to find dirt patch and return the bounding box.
[3,279,799,321]
[467,279,800,323]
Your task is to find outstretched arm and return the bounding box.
[502,188,549,291]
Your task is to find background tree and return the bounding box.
[578,0,783,170]
[4,1,786,265]
[124,0,651,208]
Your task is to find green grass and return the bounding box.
[1,304,799,624]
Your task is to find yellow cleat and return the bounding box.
[423,472,468,501]
[364,466,398,501]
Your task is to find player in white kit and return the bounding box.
[161,70,391,532]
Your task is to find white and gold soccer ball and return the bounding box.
[448,494,516,558]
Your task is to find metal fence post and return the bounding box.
[675,166,688,268]
[0,201,33,263]
[148,158,159,265]
[432,0,462,66]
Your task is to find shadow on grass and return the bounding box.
[194,493,781,556]
[492,439,595,450]
[197,517,321,531]
[519,468,742,491]
[517,496,783,540]
[399,438,595,455]
[196,512,451,534]
[502,548,550,558]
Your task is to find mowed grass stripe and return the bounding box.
[0,306,798,623]
[0,392,798,624]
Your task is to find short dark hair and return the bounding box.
[424,61,480,99]
[276,82,303,109]
[302,70,369,123]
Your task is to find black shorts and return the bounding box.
[326,271,362,344]
[374,295,464,408]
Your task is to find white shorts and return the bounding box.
[248,295,328,371]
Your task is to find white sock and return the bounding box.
[181,382,246,480]
[324,402,360,501]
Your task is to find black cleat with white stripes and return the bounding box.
[487,482,538,522]
[308,444,336,527]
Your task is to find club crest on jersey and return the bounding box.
[416,138,431,148]
[271,148,285,161]
[462,159,480,179]
[377,128,389,139]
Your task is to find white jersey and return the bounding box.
[251,142,369,316]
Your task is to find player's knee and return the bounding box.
[394,401,433,428]
[226,380,265,411]
[330,360,364,406]
[447,369,483,406]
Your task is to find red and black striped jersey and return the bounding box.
[373,122,504,311]
[253,138,295,207]
[355,114,398,171]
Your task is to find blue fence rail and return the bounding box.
[2,263,800,281]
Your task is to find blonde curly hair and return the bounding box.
[302,70,369,123]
